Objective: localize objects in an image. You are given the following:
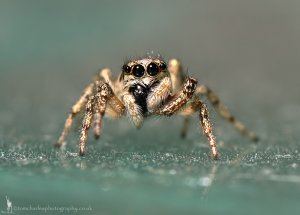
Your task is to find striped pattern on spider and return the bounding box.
[55,57,258,160]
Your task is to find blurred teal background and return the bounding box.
[0,1,300,215]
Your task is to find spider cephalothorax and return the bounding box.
[55,57,258,160]
[122,58,169,115]
[119,58,174,128]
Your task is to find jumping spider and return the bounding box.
[55,57,258,160]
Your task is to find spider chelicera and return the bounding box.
[55,57,258,160]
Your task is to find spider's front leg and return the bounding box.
[155,77,197,115]
[198,101,219,159]
[93,81,109,139]
[156,77,219,160]
[79,81,125,156]
[79,95,95,155]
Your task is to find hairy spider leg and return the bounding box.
[79,95,95,156]
[55,83,94,148]
[98,68,125,119]
[196,85,258,141]
[79,81,124,155]
[93,81,109,139]
[199,102,219,159]
[156,77,197,115]
[156,77,219,160]
[168,59,190,138]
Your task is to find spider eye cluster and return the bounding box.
[122,61,167,78]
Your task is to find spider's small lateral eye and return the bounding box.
[147,62,159,76]
[122,64,131,74]
[159,62,167,70]
[132,64,145,77]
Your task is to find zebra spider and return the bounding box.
[55,57,257,160]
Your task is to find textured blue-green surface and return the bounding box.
[1,1,300,215]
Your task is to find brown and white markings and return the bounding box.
[55,57,258,160]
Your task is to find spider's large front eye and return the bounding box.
[122,64,131,74]
[132,64,145,77]
[147,62,159,76]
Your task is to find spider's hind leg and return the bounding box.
[196,85,258,141]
